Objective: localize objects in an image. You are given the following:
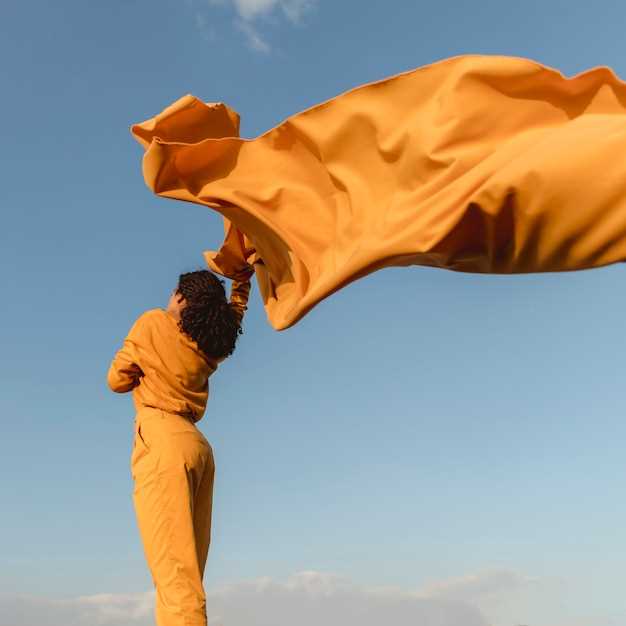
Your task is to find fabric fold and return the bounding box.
[131,54,626,330]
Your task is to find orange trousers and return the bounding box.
[131,407,215,626]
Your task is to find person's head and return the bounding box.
[167,270,242,360]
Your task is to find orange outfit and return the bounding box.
[132,53,626,331]
[107,278,251,422]
[107,279,251,626]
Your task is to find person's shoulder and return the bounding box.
[141,308,174,326]
[143,308,167,319]
[129,308,166,332]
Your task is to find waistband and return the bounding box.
[135,405,196,423]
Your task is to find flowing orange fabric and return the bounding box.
[131,53,626,330]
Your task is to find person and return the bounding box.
[107,267,253,626]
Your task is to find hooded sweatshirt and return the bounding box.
[107,279,251,422]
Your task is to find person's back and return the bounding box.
[107,267,253,626]
[107,270,252,422]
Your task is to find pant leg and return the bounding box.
[131,408,215,626]
[192,434,215,580]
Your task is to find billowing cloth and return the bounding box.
[131,54,626,330]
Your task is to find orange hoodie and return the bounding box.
[107,279,251,422]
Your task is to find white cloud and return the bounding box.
[200,0,317,52]
[232,0,277,21]
[204,570,490,626]
[26,568,624,626]
[233,18,271,54]
[0,569,501,626]
[413,568,539,602]
[20,568,615,626]
[233,0,315,23]
[0,590,155,626]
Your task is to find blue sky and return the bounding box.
[2,1,626,625]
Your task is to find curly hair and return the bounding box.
[175,270,243,359]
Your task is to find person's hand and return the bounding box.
[231,263,255,282]
[131,364,145,382]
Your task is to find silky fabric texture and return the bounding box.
[107,278,250,422]
[132,53,626,330]
[132,406,215,626]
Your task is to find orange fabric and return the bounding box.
[107,280,250,422]
[131,406,215,626]
[131,53,626,330]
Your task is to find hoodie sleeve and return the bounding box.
[107,313,148,393]
[229,277,252,327]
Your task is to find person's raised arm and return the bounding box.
[107,314,147,393]
[228,266,254,327]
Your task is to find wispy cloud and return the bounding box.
[198,0,317,53]
[231,0,315,23]
[233,18,271,53]
[16,568,616,626]
[0,568,534,626]
[413,568,539,601]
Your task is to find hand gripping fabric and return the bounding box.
[131,53,626,330]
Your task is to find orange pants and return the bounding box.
[131,407,215,626]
